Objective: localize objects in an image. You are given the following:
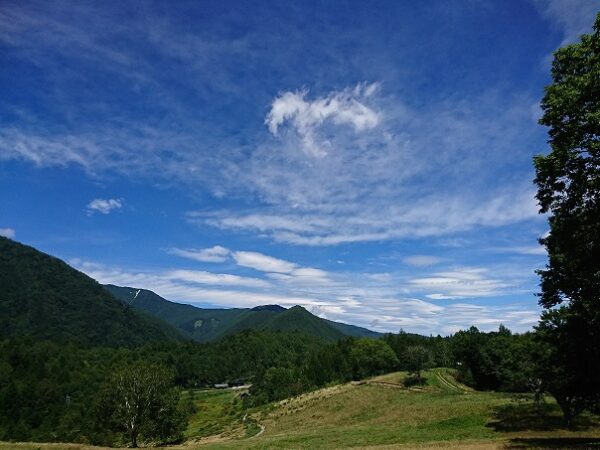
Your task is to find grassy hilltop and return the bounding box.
[194,369,600,449]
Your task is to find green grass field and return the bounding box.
[188,369,600,449]
[3,369,600,449]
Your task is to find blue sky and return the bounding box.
[1,0,598,335]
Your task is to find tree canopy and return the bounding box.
[534,14,600,310]
[534,12,600,421]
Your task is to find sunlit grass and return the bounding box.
[200,369,600,449]
[3,370,600,449]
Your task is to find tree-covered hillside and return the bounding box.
[0,237,182,347]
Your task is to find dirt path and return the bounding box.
[249,423,265,439]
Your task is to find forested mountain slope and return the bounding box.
[0,237,183,346]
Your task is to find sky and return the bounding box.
[1,0,599,335]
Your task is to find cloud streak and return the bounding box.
[86,198,123,215]
[410,267,512,300]
[168,246,231,263]
[535,0,599,45]
[194,187,539,246]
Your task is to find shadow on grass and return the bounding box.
[488,402,597,432]
[403,375,426,387]
[505,437,600,448]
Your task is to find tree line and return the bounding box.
[0,325,555,446]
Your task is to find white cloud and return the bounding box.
[195,187,539,246]
[410,267,512,299]
[267,267,333,286]
[366,273,393,282]
[168,245,230,263]
[500,246,547,256]
[233,250,297,273]
[403,255,443,267]
[265,83,380,157]
[232,250,334,286]
[0,227,15,238]
[86,198,122,215]
[167,269,269,288]
[535,0,598,45]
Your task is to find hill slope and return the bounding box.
[0,237,183,346]
[183,369,600,449]
[105,285,380,342]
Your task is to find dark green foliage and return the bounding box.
[0,338,120,444]
[324,319,382,338]
[404,345,432,381]
[383,330,451,370]
[246,337,398,405]
[451,326,537,392]
[533,13,600,421]
[105,284,380,342]
[0,330,324,444]
[0,237,182,346]
[348,338,399,380]
[535,308,595,424]
[225,305,344,341]
[251,367,308,404]
[96,362,186,447]
[534,14,600,312]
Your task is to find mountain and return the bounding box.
[104,284,382,342]
[0,237,183,346]
[103,284,247,341]
[325,319,382,338]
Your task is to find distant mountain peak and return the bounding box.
[250,304,287,312]
[105,284,382,341]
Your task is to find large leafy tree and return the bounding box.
[96,362,186,447]
[534,13,600,309]
[534,12,600,421]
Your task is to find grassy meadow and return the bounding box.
[3,369,600,449]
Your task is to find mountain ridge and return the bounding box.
[104,284,382,342]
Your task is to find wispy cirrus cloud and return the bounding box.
[494,245,547,256]
[233,250,297,273]
[86,198,123,215]
[193,187,539,246]
[233,250,334,286]
[166,269,269,288]
[168,245,231,263]
[409,267,512,300]
[534,0,598,45]
[403,255,443,267]
[168,246,335,286]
